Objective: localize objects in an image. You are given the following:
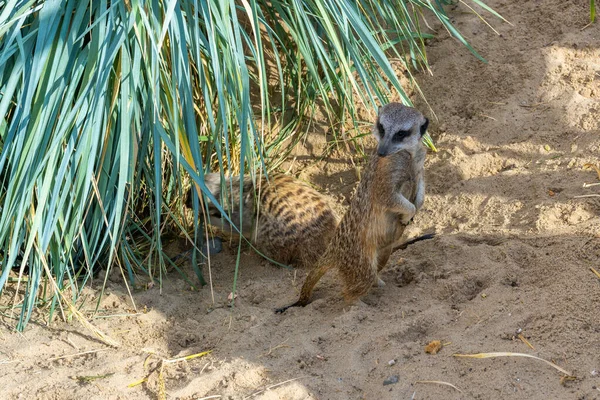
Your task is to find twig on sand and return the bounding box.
[590,267,600,280]
[163,350,212,364]
[415,380,462,392]
[560,375,577,386]
[478,114,497,121]
[453,352,572,376]
[243,377,308,399]
[519,101,549,108]
[127,378,147,388]
[259,339,290,358]
[66,337,79,350]
[517,333,535,350]
[581,22,593,31]
[93,312,143,319]
[73,372,114,383]
[49,348,107,361]
[574,194,600,199]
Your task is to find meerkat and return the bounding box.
[202,173,340,268]
[275,103,430,313]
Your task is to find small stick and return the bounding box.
[519,102,549,108]
[243,377,307,399]
[93,313,143,319]
[591,267,600,280]
[200,361,212,374]
[453,352,572,376]
[415,380,462,393]
[49,348,107,361]
[66,337,79,350]
[583,182,600,188]
[163,350,212,364]
[259,339,290,358]
[517,333,535,350]
[574,194,600,199]
[479,114,497,121]
[73,372,114,383]
[127,378,147,388]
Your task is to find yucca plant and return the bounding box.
[0,0,501,330]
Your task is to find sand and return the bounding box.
[2,0,599,399]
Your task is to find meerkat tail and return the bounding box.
[392,233,435,252]
[275,262,333,314]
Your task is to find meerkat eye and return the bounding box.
[377,122,385,137]
[392,130,410,142]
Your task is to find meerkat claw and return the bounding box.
[275,300,307,314]
[274,305,291,314]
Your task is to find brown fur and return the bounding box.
[204,174,339,268]
[276,103,428,311]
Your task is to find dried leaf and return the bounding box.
[425,340,442,354]
[583,163,600,180]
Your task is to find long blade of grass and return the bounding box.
[453,352,572,376]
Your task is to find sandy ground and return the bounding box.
[2,1,600,399]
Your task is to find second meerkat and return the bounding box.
[202,174,339,268]
[276,103,429,312]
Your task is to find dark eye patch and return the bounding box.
[377,122,385,137]
[420,118,429,136]
[392,130,410,142]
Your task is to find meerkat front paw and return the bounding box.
[401,209,416,225]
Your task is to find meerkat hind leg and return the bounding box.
[275,262,333,314]
[374,245,393,287]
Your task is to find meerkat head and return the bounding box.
[202,173,255,216]
[373,103,429,157]
[203,173,222,198]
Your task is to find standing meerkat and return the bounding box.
[202,174,339,268]
[275,103,429,312]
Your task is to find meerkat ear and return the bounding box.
[420,118,429,136]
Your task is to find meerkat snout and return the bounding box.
[374,103,429,157]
